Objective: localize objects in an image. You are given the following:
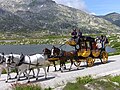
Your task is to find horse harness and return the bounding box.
[18,54,43,67]
[0,54,6,64]
[7,54,15,65]
[17,54,25,66]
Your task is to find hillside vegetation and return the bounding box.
[0,0,120,33]
[0,32,119,55]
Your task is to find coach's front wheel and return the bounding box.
[87,57,94,67]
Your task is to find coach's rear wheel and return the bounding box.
[87,57,94,67]
[100,51,108,64]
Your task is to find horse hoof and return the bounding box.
[17,78,20,81]
[15,76,17,78]
[5,81,8,83]
[69,69,71,71]
[61,71,63,73]
[27,81,30,83]
[64,67,66,69]
[8,77,11,79]
[36,78,38,80]
[33,76,36,78]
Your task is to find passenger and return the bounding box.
[77,29,82,50]
[100,35,106,50]
[95,36,100,42]
[71,29,77,40]
[77,29,82,38]
[104,35,109,44]
[71,29,77,50]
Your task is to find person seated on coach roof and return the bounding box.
[77,29,83,49]
[71,29,77,40]
[77,29,82,38]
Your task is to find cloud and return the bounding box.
[53,0,88,12]
[89,12,96,15]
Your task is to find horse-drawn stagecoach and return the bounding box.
[66,36,108,67]
[47,35,108,71]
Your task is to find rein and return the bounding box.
[22,62,43,66]
[59,43,65,48]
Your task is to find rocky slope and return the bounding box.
[98,12,120,27]
[0,0,120,33]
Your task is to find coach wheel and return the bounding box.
[87,57,94,67]
[100,51,108,64]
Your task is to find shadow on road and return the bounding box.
[94,59,115,66]
[30,76,55,83]
[80,59,115,68]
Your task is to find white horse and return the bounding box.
[6,53,49,83]
[0,53,28,82]
[0,53,13,82]
[4,53,36,82]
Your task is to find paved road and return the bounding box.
[0,55,120,90]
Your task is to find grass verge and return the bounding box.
[63,75,120,90]
[11,83,52,90]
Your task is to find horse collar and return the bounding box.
[0,55,5,64]
[17,55,25,66]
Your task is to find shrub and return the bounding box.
[11,83,42,90]
[76,75,94,84]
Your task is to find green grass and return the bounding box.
[109,75,120,84]
[64,75,120,90]
[89,76,120,90]
[89,80,119,90]
[105,33,120,56]
[63,76,94,90]
[44,87,52,90]
[11,83,42,90]
[76,75,94,84]
[63,82,88,90]
[11,83,52,90]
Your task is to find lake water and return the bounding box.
[0,44,116,54]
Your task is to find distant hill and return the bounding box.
[0,0,120,33]
[0,8,28,31]
[98,12,120,27]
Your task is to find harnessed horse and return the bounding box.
[51,46,77,72]
[5,52,49,83]
[0,53,18,82]
[43,48,57,72]
[0,53,35,82]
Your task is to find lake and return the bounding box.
[0,44,116,54]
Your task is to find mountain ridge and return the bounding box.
[98,12,120,27]
[0,0,120,33]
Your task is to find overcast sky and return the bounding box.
[53,0,120,15]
